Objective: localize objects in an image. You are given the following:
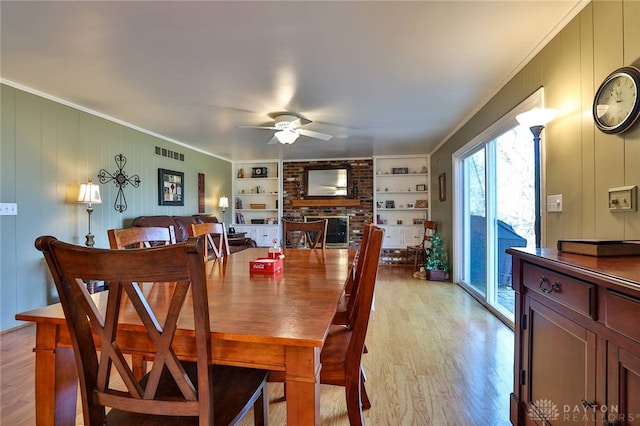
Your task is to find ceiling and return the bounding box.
[1,1,587,162]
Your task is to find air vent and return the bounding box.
[155,146,184,161]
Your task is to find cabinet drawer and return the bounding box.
[522,263,596,319]
[605,290,640,344]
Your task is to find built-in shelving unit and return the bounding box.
[374,155,430,249]
[232,161,281,247]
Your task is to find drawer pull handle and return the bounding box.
[539,276,561,293]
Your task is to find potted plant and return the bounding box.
[425,231,449,281]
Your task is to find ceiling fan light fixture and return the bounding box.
[275,130,299,144]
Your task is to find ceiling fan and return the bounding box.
[240,113,333,145]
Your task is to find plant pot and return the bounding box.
[427,269,446,281]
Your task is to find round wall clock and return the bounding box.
[593,66,640,134]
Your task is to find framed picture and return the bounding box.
[438,173,446,202]
[385,200,395,209]
[198,173,205,213]
[158,168,184,206]
[415,199,428,209]
[416,184,427,192]
[407,202,415,208]
[392,167,408,175]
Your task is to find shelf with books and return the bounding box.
[373,155,430,248]
[232,160,282,242]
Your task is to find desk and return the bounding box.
[16,247,355,426]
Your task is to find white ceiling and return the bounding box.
[1,1,587,162]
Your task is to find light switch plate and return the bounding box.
[0,203,18,215]
[547,194,563,212]
[609,185,637,212]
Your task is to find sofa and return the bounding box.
[131,214,256,254]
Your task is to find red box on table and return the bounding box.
[249,258,283,274]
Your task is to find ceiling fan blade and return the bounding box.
[269,112,311,124]
[290,117,312,128]
[266,135,279,144]
[296,128,333,141]
[238,125,278,130]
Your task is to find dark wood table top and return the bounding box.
[17,247,356,348]
[16,247,356,426]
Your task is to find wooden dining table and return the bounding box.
[16,247,356,426]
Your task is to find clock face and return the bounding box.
[593,66,640,134]
[251,167,268,177]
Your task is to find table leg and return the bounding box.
[284,346,321,425]
[34,323,78,426]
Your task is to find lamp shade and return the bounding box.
[218,196,229,210]
[516,108,557,128]
[77,180,102,205]
[275,130,299,144]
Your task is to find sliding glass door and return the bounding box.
[454,93,542,325]
[464,147,487,298]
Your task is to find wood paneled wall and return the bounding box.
[0,84,231,331]
[431,1,640,259]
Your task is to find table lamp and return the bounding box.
[218,195,229,228]
[77,179,102,247]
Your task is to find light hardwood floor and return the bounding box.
[0,267,514,425]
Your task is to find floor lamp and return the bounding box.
[516,107,557,248]
[77,179,102,247]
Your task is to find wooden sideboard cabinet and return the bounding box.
[508,248,640,426]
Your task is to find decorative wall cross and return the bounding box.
[98,154,141,212]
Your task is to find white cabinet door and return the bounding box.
[253,225,280,247]
[232,225,278,247]
[403,226,424,247]
[380,226,404,248]
[380,225,424,248]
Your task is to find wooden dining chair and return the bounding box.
[108,226,178,375]
[333,222,374,327]
[282,219,328,248]
[189,222,230,260]
[35,235,268,426]
[270,226,385,425]
[108,226,176,249]
[406,220,438,272]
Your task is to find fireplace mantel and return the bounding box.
[290,199,361,207]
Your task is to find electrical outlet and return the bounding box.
[547,194,563,212]
[0,203,18,215]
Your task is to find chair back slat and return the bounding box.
[108,226,176,249]
[189,222,230,260]
[343,222,374,327]
[420,221,438,249]
[283,219,328,249]
[35,236,212,424]
[347,226,384,359]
